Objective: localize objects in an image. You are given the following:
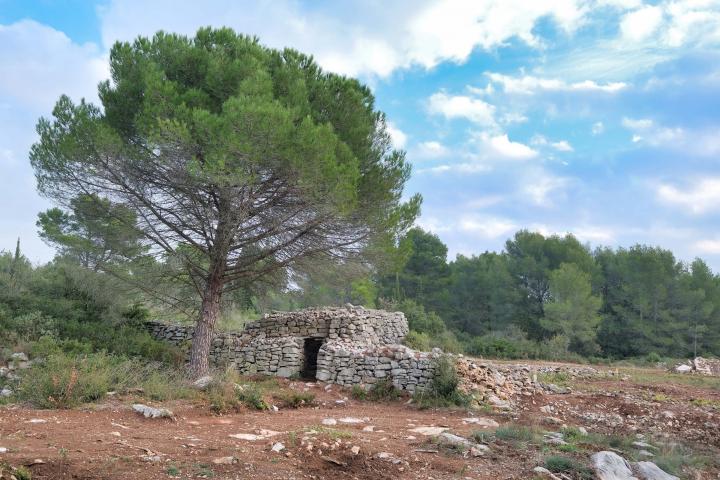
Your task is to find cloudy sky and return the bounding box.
[2,0,720,268]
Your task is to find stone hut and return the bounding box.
[146,305,439,391]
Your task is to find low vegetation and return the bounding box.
[414,355,471,409]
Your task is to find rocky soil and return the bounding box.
[1,360,718,479]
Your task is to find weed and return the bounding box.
[494,424,541,443]
[235,383,269,410]
[414,355,471,409]
[368,378,400,401]
[165,465,180,477]
[544,455,593,479]
[306,425,353,439]
[538,372,571,386]
[350,385,367,400]
[272,390,315,408]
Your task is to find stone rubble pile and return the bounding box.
[673,356,720,376]
[455,358,604,407]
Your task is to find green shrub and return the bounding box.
[16,352,116,408]
[14,350,194,409]
[544,456,593,479]
[414,355,471,409]
[350,385,367,400]
[235,383,268,410]
[494,424,540,443]
[272,390,315,408]
[368,378,400,401]
[404,330,431,351]
[645,351,662,364]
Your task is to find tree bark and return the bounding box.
[187,276,223,379]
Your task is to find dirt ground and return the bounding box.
[1,366,719,479]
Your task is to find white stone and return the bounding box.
[229,433,262,441]
[408,426,448,436]
[213,456,237,464]
[462,417,499,427]
[192,375,213,389]
[338,417,365,424]
[132,404,173,419]
[271,442,285,452]
[321,418,337,426]
[591,451,638,480]
[633,461,679,480]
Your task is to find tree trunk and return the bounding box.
[188,277,223,379]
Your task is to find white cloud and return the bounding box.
[522,170,569,206]
[386,121,407,149]
[572,226,615,243]
[427,91,496,126]
[592,121,605,135]
[551,140,574,152]
[473,133,538,160]
[620,6,664,42]
[465,195,505,209]
[415,216,452,233]
[98,0,598,79]
[459,215,518,239]
[414,141,450,159]
[0,20,108,109]
[695,239,720,254]
[531,135,574,152]
[0,20,107,263]
[485,73,628,95]
[622,117,720,155]
[657,178,720,214]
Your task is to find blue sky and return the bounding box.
[2,0,720,268]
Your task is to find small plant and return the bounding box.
[272,390,315,408]
[165,465,180,477]
[350,384,367,400]
[470,430,490,444]
[235,383,268,410]
[368,378,400,401]
[307,426,353,439]
[537,371,571,386]
[193,463,214,478]
[0,462,32,480]
[544,455,593,479]
[414,355,471,409]
[494,424,541,444]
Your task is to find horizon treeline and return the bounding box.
[2,227,719,362]
[368,228,720,360]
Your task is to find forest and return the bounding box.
[3,225,719,365]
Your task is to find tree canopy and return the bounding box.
[30,28,420,376]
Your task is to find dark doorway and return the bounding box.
[302,338,323,379]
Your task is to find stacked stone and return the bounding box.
[145,322,195,345]
[316,343,440,392]
[145,305,415,384]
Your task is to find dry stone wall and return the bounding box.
[145,305,438,390]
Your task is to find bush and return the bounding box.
[350,385,367,400]
[544,455,593,479]
[414,355,471,409]
[15,350,195,409]
[272,390,315,408]
[494,424,540,443]
[368,378,400,401]
[235,383,269,410]
[404,330,431,351]
[16,352,116,408]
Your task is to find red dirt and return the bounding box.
[1,371,719,479]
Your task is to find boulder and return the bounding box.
[132,404,173,419]
[633,461,679,480]
[591,451,638,480]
